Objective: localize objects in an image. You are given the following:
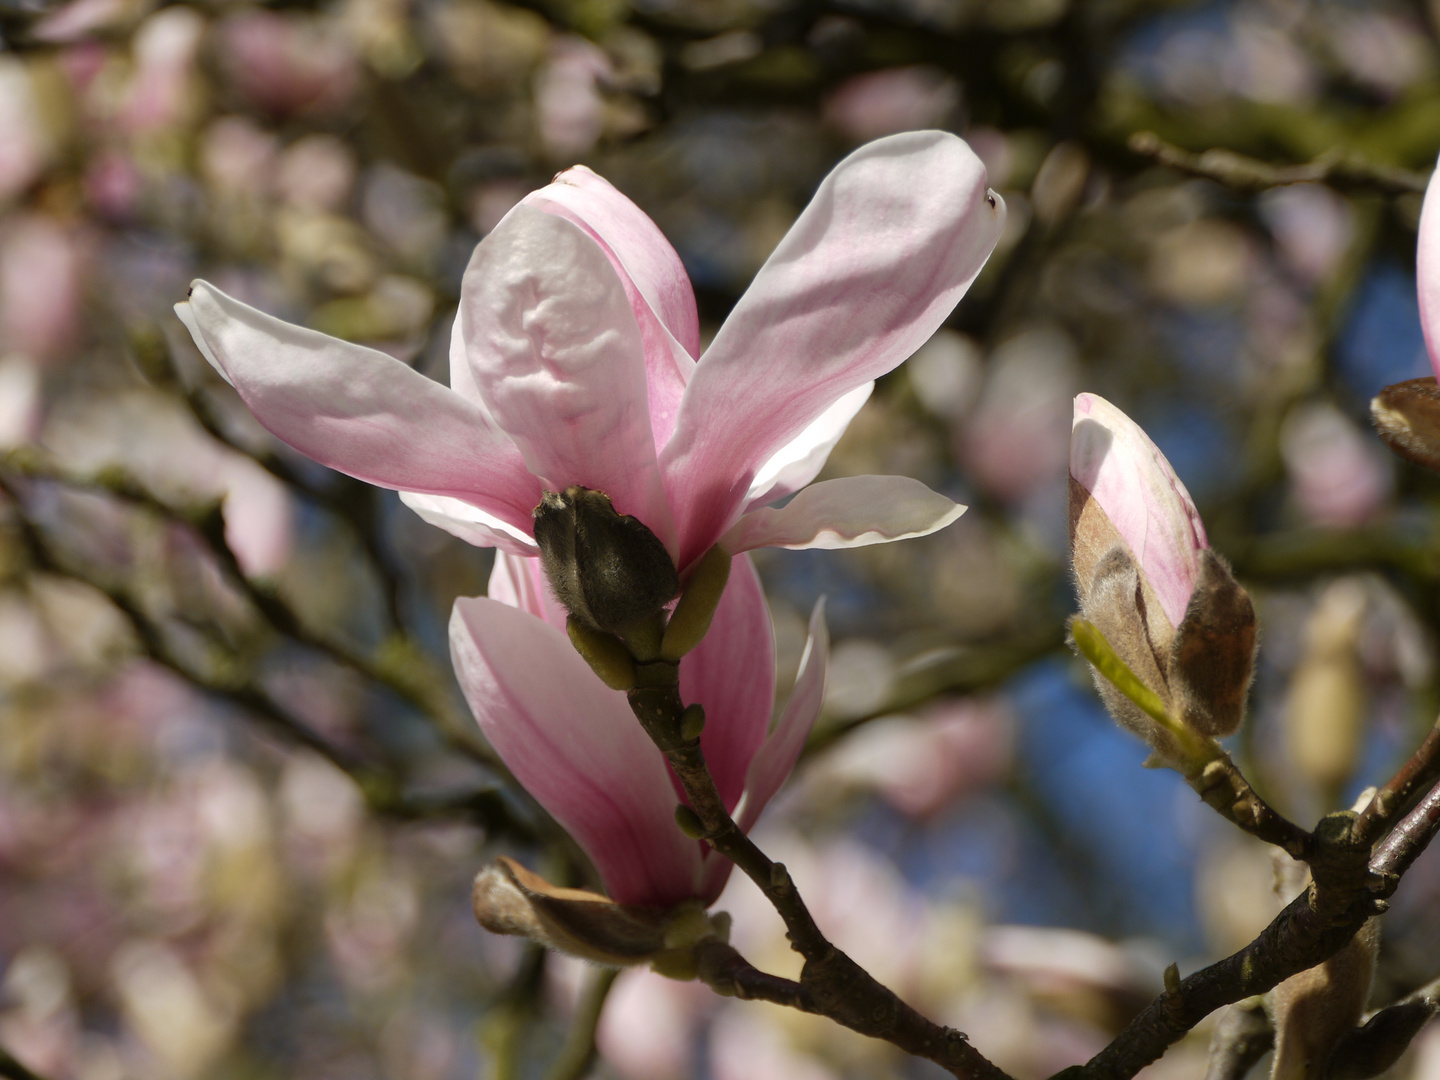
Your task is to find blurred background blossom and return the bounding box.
[1,0,1440,1078]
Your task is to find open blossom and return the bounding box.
[1071,393,1255,752]
[175,130,1004,906]
[457,551,824,906]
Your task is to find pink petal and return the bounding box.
[744,382,874,511]
[176,282,540,535]
[699,599,828,901]
[1071,393,1207,629]
[678,553,775,813]
[397,491,539,557]
[457,206,676,549]
[662,131,1004,567]
[722,475,964,553]
[525,167,699,448]
[486,550,568,629]
[451,597,704,906]
[1419,153,1440,377]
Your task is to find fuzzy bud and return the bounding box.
[533,486,680,635]
[1071,394,1256,760]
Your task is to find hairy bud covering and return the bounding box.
[1070,394,1256,758]
[533,486,680,635]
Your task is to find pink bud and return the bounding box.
[1070,392,1207,631]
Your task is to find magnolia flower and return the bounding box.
[1070,393,1255,754]
[458,551,825,906]
[175,130,1004,908]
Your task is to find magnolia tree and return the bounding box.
[8,3,1440,1080]
[164,130,1440,1080]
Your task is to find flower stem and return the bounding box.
[626,672,1011,1080]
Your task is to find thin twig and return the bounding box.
[1128,132,1428,195]
[1190,751,1312,860]
[1355,717,1440,845]
[542,966,619,1080]
[0,470,539,840]
[0,452,504,772]
[1371,777,1440,881]
[627,671,1011,1080]
[1076,766,1440,1080]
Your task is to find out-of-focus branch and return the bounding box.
[1127,132,1429,195]
[541,966,618,1080]
[1189,750,1312,860]
[0,1046,52,1080]
[0,469,537,840]
[803,627,1066,759]
[0,450,503,772]
[628,673,1013,1080]
[1203,997,1272,1080]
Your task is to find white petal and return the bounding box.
[744,382,874,510]
[398,491,539,557]
[722,475,965,553]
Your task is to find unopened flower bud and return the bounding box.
[1070,394,1256,760]
[1283,580,1367,802]
[1371,377,1440,473]
[533,486,680,635]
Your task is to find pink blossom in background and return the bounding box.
[962,325,1079,502]
[1258,184,1353,285]
[119,7,204,133]
[822,66,959,144]
[199,116,278,200]
[217,10,360,119]
[275,135,356,213]
[30,0,144,44]
[84,150,143,221]
[597,969,713,1080]
[1071,393,1208,630]
[535,36,609,160]
[814,698,1014,819]
[1279,401,1391,528]
[0,214,86,364]
[176,131,1004,904]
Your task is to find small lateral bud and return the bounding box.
[678,703,706,742]
[1372,377,1440,473]
[674,804,707,839]
[534,486,680,635]
[662,544,731,662]
[566,617,637,690]
[1164,962,1181,994]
